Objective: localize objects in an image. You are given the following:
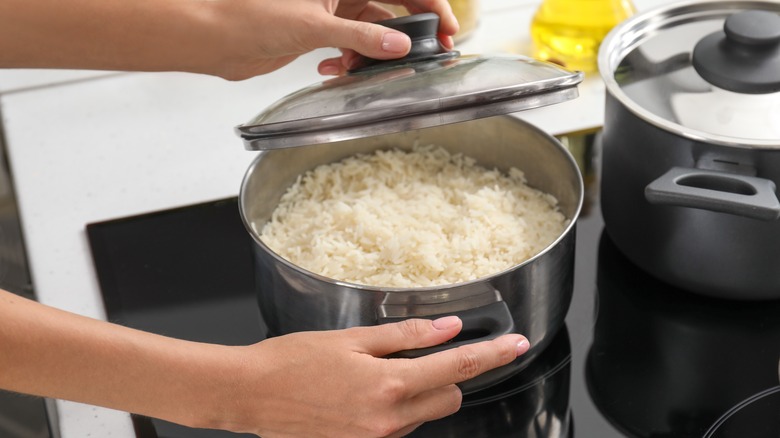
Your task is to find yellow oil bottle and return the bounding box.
[531,0,635,73]
[448,0,480,42]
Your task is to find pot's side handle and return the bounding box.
[645,167,780,221]
[378,301,519,393]
[378,301,516,356]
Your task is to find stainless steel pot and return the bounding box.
[239,116,584,393]
[598,1,780,300]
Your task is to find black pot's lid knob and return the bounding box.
[725,10,780,45]
[692,10,780,94]
[348,13,459,73]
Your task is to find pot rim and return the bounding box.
[598,0,780,150]
[238,119,584,293]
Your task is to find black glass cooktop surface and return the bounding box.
[86,131,780,438]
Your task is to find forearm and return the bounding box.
[0,287,530,437]
[0,0,461,80]
[0,288,236,430]
[0,0,223,75]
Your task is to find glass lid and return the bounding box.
[599,1,780,148]
[237,14,584,150]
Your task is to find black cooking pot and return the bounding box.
[587,231,780,437]
[598,1,780,300]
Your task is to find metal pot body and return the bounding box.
[240,116,583,391]
[601,91,780,299]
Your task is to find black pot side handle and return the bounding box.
[378,301,519,393]
[645,167,780,221]
[378,301,516,356]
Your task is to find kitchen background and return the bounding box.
[1,0,777,437]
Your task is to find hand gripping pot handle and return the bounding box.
[378,301,516,357]
[378,301,518,393]
[645,167,780,221]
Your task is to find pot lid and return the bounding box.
[599,1,780,148]
[237,13,584,150]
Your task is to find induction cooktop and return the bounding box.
[86,130,780,438]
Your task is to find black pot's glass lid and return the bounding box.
[236,14,583,151]
[599,1,780,147]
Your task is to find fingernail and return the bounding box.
[516,338,530,356]
[432,315,460,330]
[438,33,455,50]
[381,32,409,53]
[319,64,340,76]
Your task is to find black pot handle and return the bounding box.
[645,167,780,221]
[378,301,520,394]
[378,301,516,357]
[348,13,459,73]
[692,10,780,94]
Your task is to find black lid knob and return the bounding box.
[383,13,441,40]
[724,10,780,45]
[349,13,459,73]
[692,10,780,94]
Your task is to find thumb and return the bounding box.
[320,16,411,60]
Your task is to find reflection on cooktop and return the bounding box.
[588,232,780,438]
[704,386,780,438]
[410,327,572,438]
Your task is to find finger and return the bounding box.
[319,16,411,60]
[402,334,530,393]
[376,385,460,438]
[354,2,397,23]
[383,0,459,35]
[317,48,364,76]
[399,384,462,426]
[317,57,346,76]
[348,316,463,357]
[387,423,424,438]
[438,32,455,50]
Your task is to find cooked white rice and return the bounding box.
[259,144,567,287]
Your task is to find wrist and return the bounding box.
[140,341,247,432]
[175,343,259,433]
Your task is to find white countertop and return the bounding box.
[0,0,671,436]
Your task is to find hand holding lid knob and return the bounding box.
[348,13,459,73]
[692,10,780,94]
[236,13,583,150]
